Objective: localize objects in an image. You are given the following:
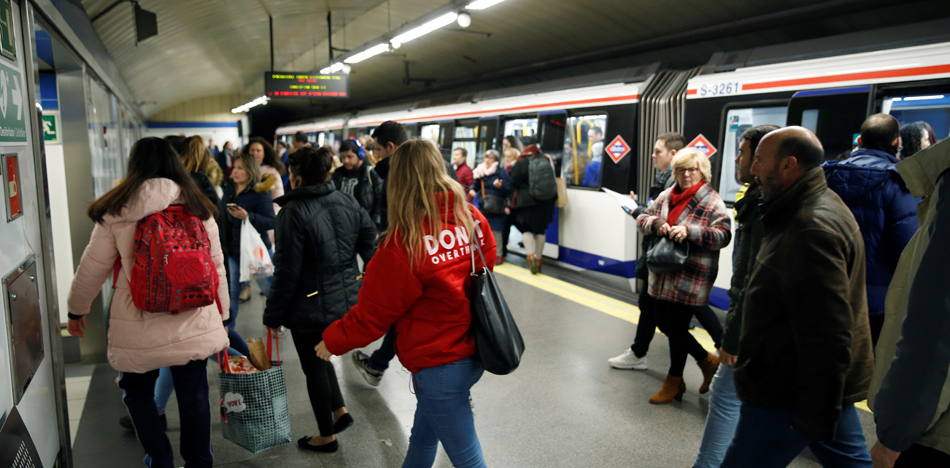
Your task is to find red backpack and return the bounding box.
[114,205,222,314]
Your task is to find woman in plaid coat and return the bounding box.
[636,148,732,404]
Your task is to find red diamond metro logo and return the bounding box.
[606,135,631,164]
[687,134,718,158]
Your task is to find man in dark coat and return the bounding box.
[332,139,383,229]
[822,113,917,346]
[721,127,874,467]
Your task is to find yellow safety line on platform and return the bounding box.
[493,262,717,352]
[493,262,873,414]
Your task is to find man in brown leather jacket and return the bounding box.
[721,127,874,468]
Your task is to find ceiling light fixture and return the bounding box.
[465,0,507,10]
[903,95,945,101]
[231,96,269,113]
[392,12,458,45]
[345,43,392,64]
[457,12,472,28]
[320,62,345,74]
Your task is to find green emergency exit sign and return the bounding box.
[42,113,57,143]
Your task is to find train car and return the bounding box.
[277,39,950,312]
[278,70,657,296]
[685,40,950,307]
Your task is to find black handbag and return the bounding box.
[469,238,525,375]
[645,236,690,274]
[480,179,506,215]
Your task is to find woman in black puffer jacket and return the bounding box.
[263,146,376,453]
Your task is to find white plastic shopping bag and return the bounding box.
[239,219,274,282]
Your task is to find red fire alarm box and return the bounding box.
[3,153,22,221]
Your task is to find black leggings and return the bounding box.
[292,329,345,437]
[632,288,723,357]
[655,299,710,377]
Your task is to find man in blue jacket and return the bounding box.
[822,114,917,346]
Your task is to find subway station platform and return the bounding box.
[65,258,875,468]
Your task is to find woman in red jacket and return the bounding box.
[315,138,495,468]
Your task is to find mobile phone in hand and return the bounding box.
[622,206,633,215]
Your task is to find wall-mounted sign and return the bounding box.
[41,113,57,143]
[4,257,43,405]
[0,0,15,61]
[0,60,24,144]
[606,135,631,164]
[2,153,19,221]
[264,71,348,99]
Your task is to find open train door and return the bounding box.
[786,86,872,160]
[876,79,950,145]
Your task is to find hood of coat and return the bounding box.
[105,178,182,223]
[254,173,277,194]
[897,137,950,199]
[822,149,900,202]
[274,182,336,206]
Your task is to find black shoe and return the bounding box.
[297,436,339,453]
[119,414,167,433]
[333,413,354,434]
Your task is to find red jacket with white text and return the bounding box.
[323,192,496,373]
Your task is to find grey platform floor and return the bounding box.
[71,260,876,467]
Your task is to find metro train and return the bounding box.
[276,38,950,310]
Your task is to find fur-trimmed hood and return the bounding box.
[255,173,278,194]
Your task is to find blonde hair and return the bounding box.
[180,136,208,173]
[503,148,520,165]
[671,148,712,183]
[384,138,474,267]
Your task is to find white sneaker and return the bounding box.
[607,348,648,370]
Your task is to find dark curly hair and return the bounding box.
[245,137,286,175]
[286,146,332,188]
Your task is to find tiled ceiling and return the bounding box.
[83,0,950,120]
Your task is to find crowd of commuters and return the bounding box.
[63,112,950,468]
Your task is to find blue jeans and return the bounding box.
[403,356,486,468]
[226,257,252,357]
[153,348,244,414]
[721,403,872,468]
[693,364,742,468]
[119,359,212,468]
[368,326,397,371]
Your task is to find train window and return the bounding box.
[719,107,787,204]
[801,109,819,134]
[538,112,567,173]
[503,118,538,145]
[562,114,608,188]
[420,124,439,144]
[477,118,498,161]
[454,120,479,167]
[885,94,950,146]
[787,89,870,161]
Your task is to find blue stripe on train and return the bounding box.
[556,245,731,310]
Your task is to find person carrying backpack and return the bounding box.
[508,144,557,274]
[66,137,229,468]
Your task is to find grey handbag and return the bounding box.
[645,236,690,273]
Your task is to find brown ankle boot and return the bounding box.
[535,257,543,274]
[649,375,685,404]
[527,254,539,274]
[698,352,720,394]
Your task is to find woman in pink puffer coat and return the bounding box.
[67,137,228,468]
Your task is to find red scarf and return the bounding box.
[667,182,704,226]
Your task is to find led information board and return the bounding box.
[265,72,348,99]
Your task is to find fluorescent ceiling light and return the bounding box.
[345,43,391,64]
[320,62,345,74]
[392,12,458,44]
[231,96,268,113]
[903,95,945,101]
[466,0,507,10]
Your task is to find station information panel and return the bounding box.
[265,72,348,98]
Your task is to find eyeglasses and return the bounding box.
[675,167,700,175]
